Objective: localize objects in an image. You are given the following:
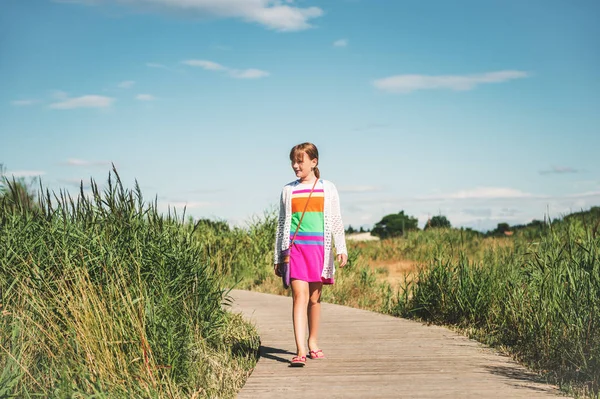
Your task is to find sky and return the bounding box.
[1,0,599,232]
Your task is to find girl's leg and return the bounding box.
[291,279,310,357]
[307,282,323,352]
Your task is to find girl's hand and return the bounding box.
[336,254,348,268]
[274,264,282,277]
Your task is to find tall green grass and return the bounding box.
[0,171,259,398]
[394,219,600,396]
[192,213,277,287]
[206,208,599,397]
[351,227,512,265]
[17,166,592,397]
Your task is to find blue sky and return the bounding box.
[1,0,599,231]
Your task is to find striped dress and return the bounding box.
[289,181,334,284]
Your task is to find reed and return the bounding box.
[7,166,594,396]
[393,219,600,396]
[211,208,599,397]
[0,169,259,398]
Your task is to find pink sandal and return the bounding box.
[290,355,306,367]
[308,349,325,359]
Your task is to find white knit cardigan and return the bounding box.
[273,179,347,280]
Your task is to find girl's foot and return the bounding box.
[308,349,325,359]
[290,355,306,367]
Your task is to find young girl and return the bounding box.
[274,142,348,367]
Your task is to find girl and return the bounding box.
[274,142,348,367]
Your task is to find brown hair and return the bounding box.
[289,142,320,179]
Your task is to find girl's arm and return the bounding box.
[330,183,347,256]
[273,188,286,265]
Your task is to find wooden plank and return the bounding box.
[229,290,564,398]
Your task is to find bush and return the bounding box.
[371,211,418,239]
[425,215,451,230]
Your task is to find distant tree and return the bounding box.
[527,219,546,229]
[486,222,511,237]
[359,226,365,233]
[425,215,451,230]
[346,225,356,234]
[0,165,40,213]
[496,222,510,234]
[371,211,418,239]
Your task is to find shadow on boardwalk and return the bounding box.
[259,346,295,364]
[229,289,564,399]
[484,365,557,393]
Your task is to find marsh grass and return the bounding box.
[392,220,600,397]
[351,228,513,265]
[0,169,259,398]
[5,167,596,397]
[218,211,599,397]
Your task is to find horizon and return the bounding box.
[2,0,599,232]
[1,166,597,234]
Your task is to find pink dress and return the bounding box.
[289,181,333,284]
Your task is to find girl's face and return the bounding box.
[291,152,317,180]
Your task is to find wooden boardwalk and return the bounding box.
[229,289,563,398]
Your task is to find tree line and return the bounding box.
[346,208,600,239]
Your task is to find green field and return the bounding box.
[1,172,598,397]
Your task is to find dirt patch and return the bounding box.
[369,259,420,288]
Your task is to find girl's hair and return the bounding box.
[289,142,320,178]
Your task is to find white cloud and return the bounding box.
[422,187,533,200]
[146,62,182,73]
[229,68,270,79]
[118,80,135,88]
[566,190,600,199]
[182,60,226,70]
[136,94,156,101]
[64,159,112,167]
[333,39,348,47]
[183,59,270,79]
[4,170,46,178]
[539,165,579,175]
[146,62,168,69]
[11,99,38,106]
[245,3,323,31]
[56,0,323,31]
[373,70,529,93]
[49,95,115,109]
